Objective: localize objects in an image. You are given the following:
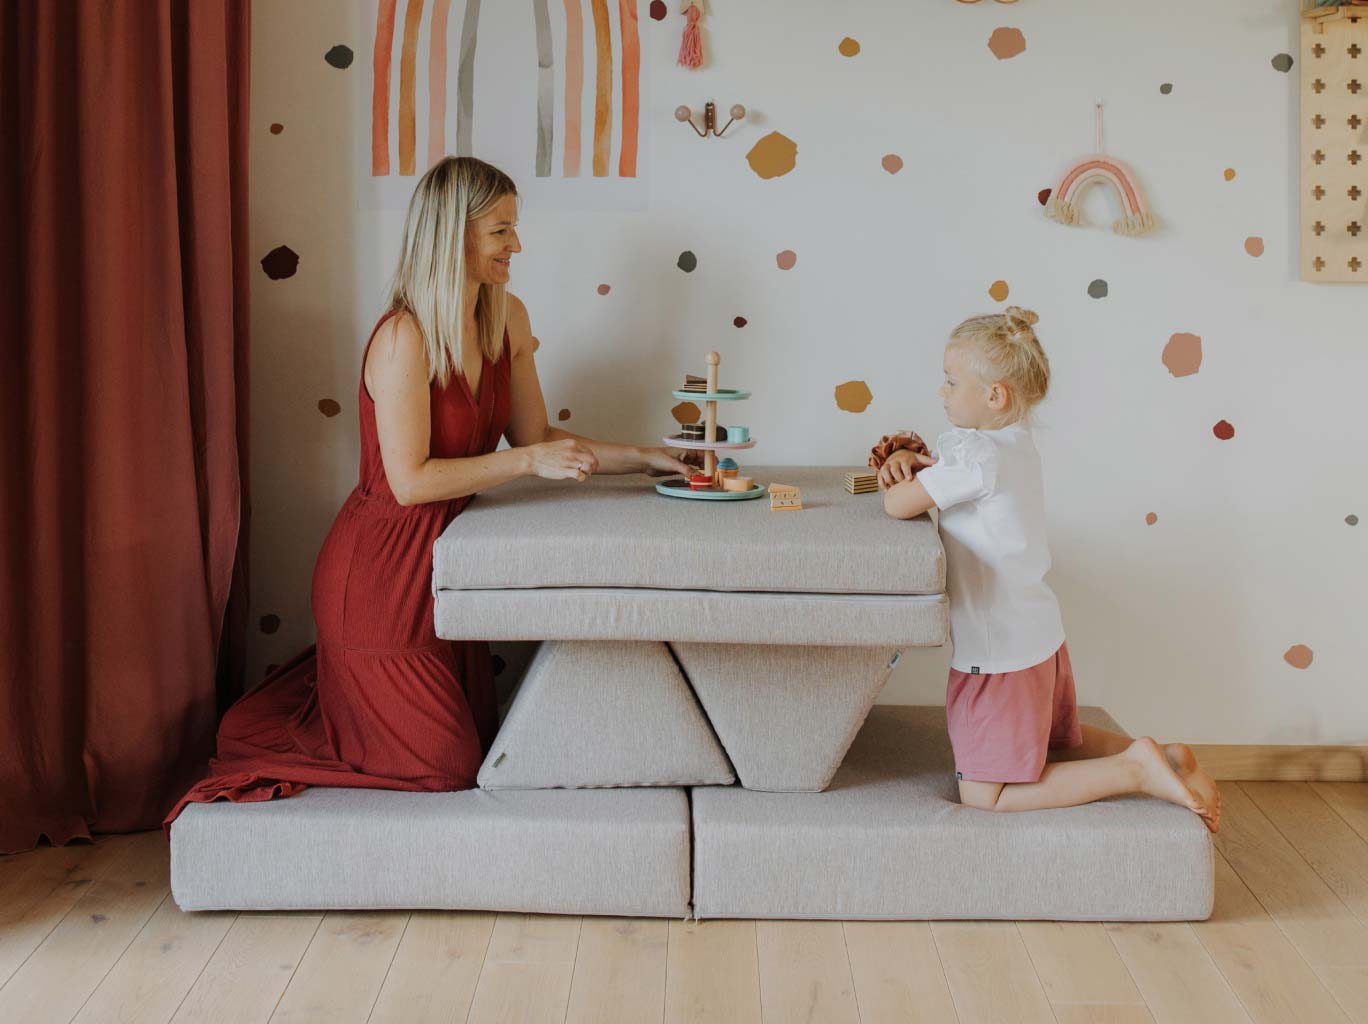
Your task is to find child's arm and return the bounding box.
[884,477,937,520]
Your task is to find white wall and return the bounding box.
[249,0,1367,745]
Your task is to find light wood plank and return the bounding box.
[170,914,322,1024]
[930,921,1054,1024]
[842,921,959,1024]
[0,831,169,1023]
[71,897,235,1024]
[1051,1007,1156,1024]
[1105,920,1250,1024]
[664,920,760,1024]
[565,917,667,1024]
[1191,851,1350,1023]
[484,913,581,965]
[466,962,576,1024]
[1017,921,1143,1005]
[1242,782,1368,928]
[1215,784,1368,968]
[268,912,407,1024]
[755,920,859,1024]
[0,837,128,987]
[1313,782,1368,846]
[1189,745,1368,782]
[368,910,495,1024]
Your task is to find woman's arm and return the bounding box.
[369,314,597,506]
[503,294,691,476]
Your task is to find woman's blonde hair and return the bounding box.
[387,156,518,388]
[949,306,1050,420]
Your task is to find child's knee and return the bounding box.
[957,779,1005,811]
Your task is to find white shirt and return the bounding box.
[916,422,1065,674]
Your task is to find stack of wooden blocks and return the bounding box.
[844,470,878,495]
[768,483,802,512]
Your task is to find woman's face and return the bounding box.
[464,193,521,287]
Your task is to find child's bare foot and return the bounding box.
[1124,737,1212,823]
[1164,742,1222,833]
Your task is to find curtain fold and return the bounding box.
[0,0,251,853]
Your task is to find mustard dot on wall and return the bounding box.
[531,335,541,352]
[317,399,341,417]
[1283,644,1313,669]
[1244,236,1265,257]
[260,614,281,634]
[988,27,1026,61]
[834,380,873,413]
[746,132,798,179]
[838,37,861,57]
[1223,168,1237,182]
[1145,512,1158,526]
[989,280,1009,302]
[596,284,611,295]
[558,408,571,421]
[881,154,904,175]
[776,249,797,270]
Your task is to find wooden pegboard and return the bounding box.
[1301,8,1368,282]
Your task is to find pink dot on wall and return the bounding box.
[597,284,611,295]
[881,154,904,174]
[1213,419,1235,440]
[776,249,797,270]
[1283,644,1313,669]
[1145,512,1158,525]
[1244,236,1265,257]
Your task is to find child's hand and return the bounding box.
[877,449,937,490]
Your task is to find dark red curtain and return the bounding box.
[0,0,251,852]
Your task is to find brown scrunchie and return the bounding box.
[868,430,930,471]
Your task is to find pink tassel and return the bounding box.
[677,4,703,69]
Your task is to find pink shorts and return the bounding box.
[945,642,1083,784]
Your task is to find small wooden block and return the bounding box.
[722,476,754,492]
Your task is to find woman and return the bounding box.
[165,157,690,828]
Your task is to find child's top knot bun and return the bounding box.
[1003,306,1040,342]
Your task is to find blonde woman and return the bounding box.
[167,157,690,828]
[875,307,1222,832]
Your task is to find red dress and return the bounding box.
[165,313,512,831]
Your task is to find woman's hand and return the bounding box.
[524,438,600,482]
[639,446,697,477]
[877,449,937,490]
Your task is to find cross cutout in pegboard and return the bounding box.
[1315,149,1327,164]
[1315,220,1327,235]
[1350,42,1362,58]
[1315,42,1327,57]
[1351,185,1363,200]
[1350,221,1363,237]
[1315,184,1327,199]
[1352,114,1364,129]
[1351,256,1363,272]
[1315,77,1327,93]
[1314,113,1327,128]
[1315,256,1326,271]
[1351,150,1363,165]
[1349,79,1362,94]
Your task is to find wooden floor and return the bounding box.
[2,782,1367,1023]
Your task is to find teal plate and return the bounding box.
[670,388,751,402]
[656,479,767,500]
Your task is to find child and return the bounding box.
[876,307,1220,832]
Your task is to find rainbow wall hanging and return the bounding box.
[1044,154,1156,237]
[370,0,641,180]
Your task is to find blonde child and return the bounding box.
[877,307,1220,831]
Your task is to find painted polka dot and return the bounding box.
[649,0,667,20]
[989,280,1009,302]
[677,250,697,273]
[1145,512,1158,526]
[1162,333,1202,378]
[260,614,281,634]
[1160,83,1173,95]
[733,316,747,328]
[672,401,701,425]
[834,380,873,413]
[558,408,571,421]
[269,123,284,135]
[597,283,611,295]
[1037,187,1052,206]
[1213,419,1235,441]
[776,249,797,270]
[1087,279,1108,299]
[1346,514,1359,526]
[838,37,861,57]
[746,132,798,179]
[532,335,541,352]
[324,45,354,69]
[988,27,1026,61]
[1283,644,1313,669]
[1224,168,1237,182]
[1244,236,1264,257]
[881,154,904,175]
[1271,53,1294,73]
[260,245,299,280]
[317,399,341,417]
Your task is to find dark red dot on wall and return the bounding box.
[318,399,341,417]
[649,0,667,20]
[1037,188,1052,206]
[260,614,281,634]
[558,408,571,421]
[1213,419,1235,441]
[260,245,299,280]
[269,123,284,135]
[733,316,747,328]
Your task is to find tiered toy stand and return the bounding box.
[657,352,766,501]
